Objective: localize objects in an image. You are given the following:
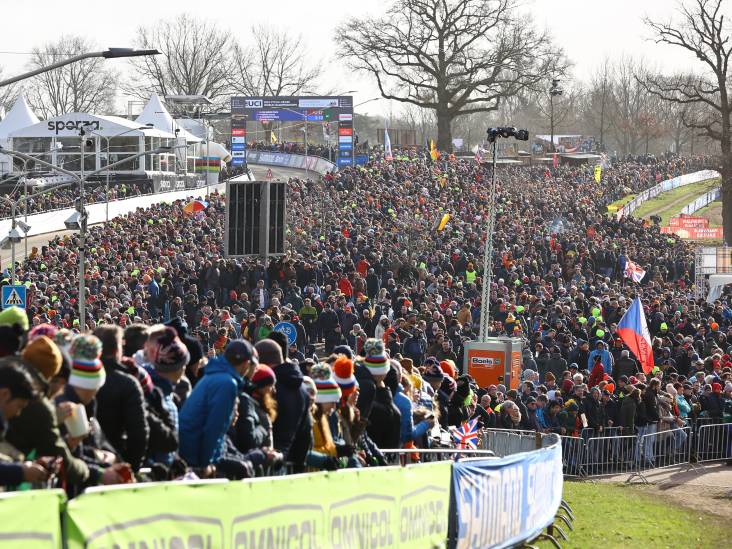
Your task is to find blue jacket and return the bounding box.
[394,386,430,445]
[178,356,243,467]
[588,349,613,374]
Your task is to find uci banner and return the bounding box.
[450,442,563,549]
[64,462,451,549]
[0,489,65,548]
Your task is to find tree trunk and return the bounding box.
[436,110,453,152]
[723,154,732,245]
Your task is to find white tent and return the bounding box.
[706,274,732,304]
[9,112,174,139]
[0,94,40,173]
[135,93,201,143]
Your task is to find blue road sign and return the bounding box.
[2,285,27,309]
[273,321,297,346]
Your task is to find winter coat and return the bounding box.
[144,367,179,465]
[545,354,568,381]
[272,360,312,472]
[95,358,149,470]
[643,388,660,423]
[178,355,243,467]
[232,391,272,453]
[613,357,638,380]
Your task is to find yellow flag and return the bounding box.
[437,213,450,231]
[430,139,440,161]
[594,165,602,183]
[271,131,278,143]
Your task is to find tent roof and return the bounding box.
[135,93,201,143]
[8,112,175,138]
[0,94,40,139]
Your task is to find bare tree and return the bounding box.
[126,14,233,105]
[641,0,732,241]
[24,36,118,118]
[228,25,322,97]
[336,0,564,151]
[585,60,612,150]
[0,68,18,114]
[606,57,651,155]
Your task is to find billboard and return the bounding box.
[232,96,354,168]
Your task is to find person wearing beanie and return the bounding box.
[93,325,149,471]
[700,381,724,421]
[306,363,343,471]
[439,360,457,380]
[232,364,279,455]
[0,306,29,332]
[333,355,358,401]
[361,338,390,377]
[179,339,259,469]
[28,323,58,342]
[392,360,434,447]
[55,334,131,491]
[5,342,95,492]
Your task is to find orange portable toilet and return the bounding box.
[463,338,523,390]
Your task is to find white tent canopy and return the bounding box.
[135,93,201,143]
[0,94,39,140]
[706,274,732,304]
[9,112,175,139]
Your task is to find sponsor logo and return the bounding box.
[231,143,246,151]
[231,128,246,137]
[47,119,100,135]
[470,356,500,367]
[231,136,246,144]
[339,113,353,121]
[244,99,263,108]
[232,151,246,157]
[338,136,353,143]
[338,127,353,136]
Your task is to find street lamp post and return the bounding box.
[549,79,563,154]
[0,48,160,88]
[0,145,174,329]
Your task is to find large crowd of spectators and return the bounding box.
[1,148,730,496]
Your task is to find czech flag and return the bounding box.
[617,297,654,374]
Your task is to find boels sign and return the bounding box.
[46,119,101,135]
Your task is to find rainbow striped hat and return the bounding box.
[69,334,106,391]
[363,338,389,376]
[311,363,342,404]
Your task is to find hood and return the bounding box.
[273,360,304,389]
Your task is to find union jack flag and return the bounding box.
[450,418,480,449]
[623,258,646,284]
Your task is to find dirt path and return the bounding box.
[599,462,732,520]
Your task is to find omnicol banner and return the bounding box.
[0,489,65,548]
[64,462,451,549]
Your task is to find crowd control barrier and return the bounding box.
[0,489,65,548]
[0,436,565,549]
[616,170,720,219]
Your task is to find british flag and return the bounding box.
[450,418,480,449]
[623,258,646,284]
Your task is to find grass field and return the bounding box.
[539,482,732,548]
[695,200,723,227]
[632,178,720,225]
[606,193,636,212]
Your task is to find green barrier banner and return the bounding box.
[65,462,451,548]
[0,489,65,548]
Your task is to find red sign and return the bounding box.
[669,215,708,228]
[661,226,723,239]
[338,127,352,136]
[231,128,246,137]
[266,168,273,180]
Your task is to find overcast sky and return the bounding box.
[0,0,706,116]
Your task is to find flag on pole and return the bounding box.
[436,213,450,232]
[450,418,480,449]
[475,146,484,163]
[270,130,277,143]
[622,257,646,283]
[430,139,440,161]
[384,126,393,161]
[617,297,654,374]
[594,165,602,183]
[552,153,558,169]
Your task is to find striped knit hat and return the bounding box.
[333,355,358,398]
[69,334,106,391]
[363,338,389,376]
[311,363,342,404]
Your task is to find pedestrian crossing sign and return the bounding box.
[2,285,26,309]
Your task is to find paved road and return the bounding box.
[0,164,309,268]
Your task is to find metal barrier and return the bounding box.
[481,428,541,457]
[381,448,496,466]
[696,422,732,463]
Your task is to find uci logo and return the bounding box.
[245,99,263,108]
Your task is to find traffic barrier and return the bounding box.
[583,432,637,477]
[448,433,563,549]
[635,426,692,474]
[695,422,732,463]
[0,489,65,548]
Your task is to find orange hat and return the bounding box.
[333,355,358,398]
[440,360,457,379]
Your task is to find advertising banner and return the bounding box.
[0,489,65,548]
[65,462,451,549]
[450,443,563,549]
[669,215,709,228]
[245,151,336,174]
